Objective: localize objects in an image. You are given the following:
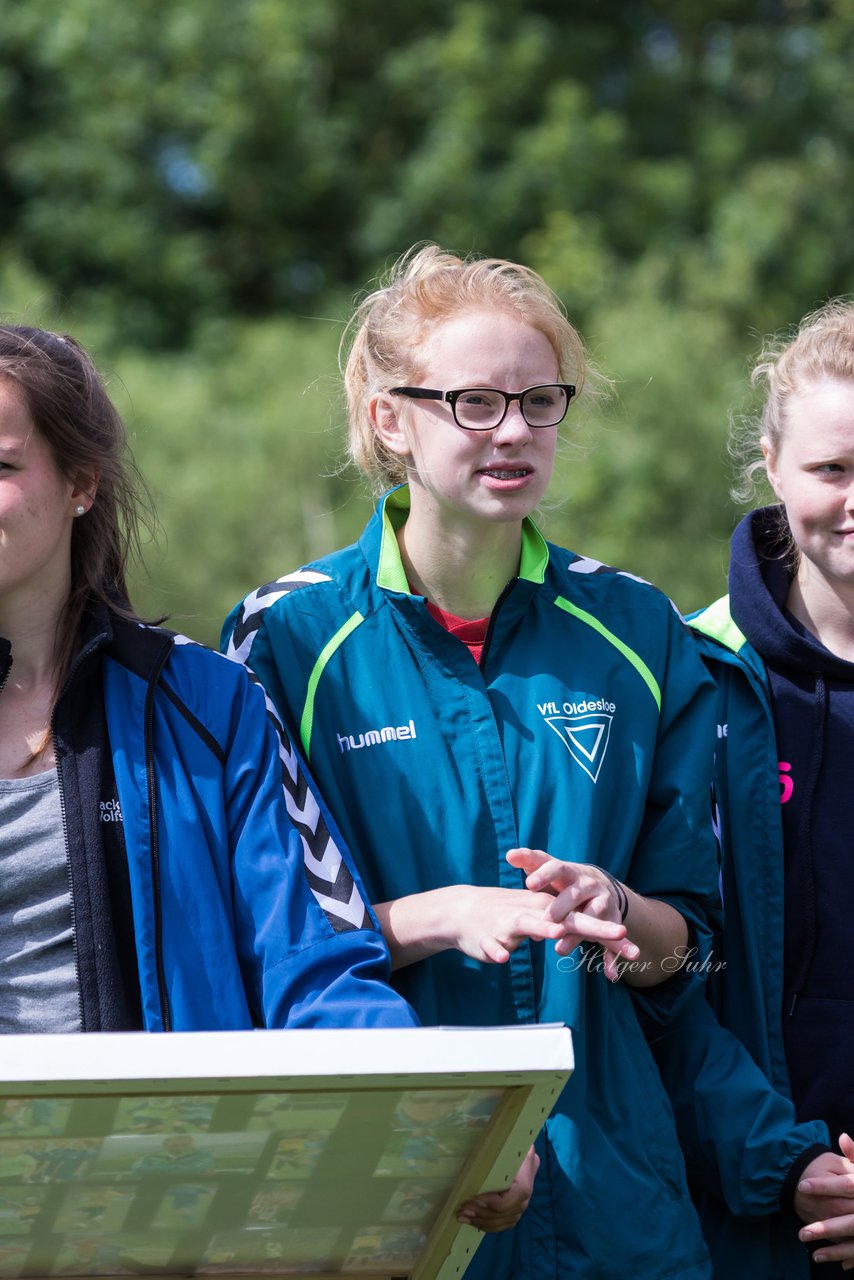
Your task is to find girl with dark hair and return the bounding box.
[0,324,414,1034]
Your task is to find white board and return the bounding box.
[0,1025,573,1280]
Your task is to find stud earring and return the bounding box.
[74,505,86,516]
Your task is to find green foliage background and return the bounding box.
[1,0,852,644]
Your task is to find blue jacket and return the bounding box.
[0,604,416,1033]
[223,487,721,1280]
[646,592,829,1280]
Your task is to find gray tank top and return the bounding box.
[0,768,82,1033]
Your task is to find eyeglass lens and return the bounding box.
[454,385,568,429]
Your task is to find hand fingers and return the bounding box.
[514,911,572,943]
[461,1191,510,1212]
[811,1244,854,1264]
[479,936,511,964]
[801,1198,854,1221]
[552,903,626,938]
[522,858,582,894]
[554,933,639,967]
[552,911,632,947]
[801,1213,854,1250]
[480,910,567,964]
[457,1193,529,1232]
[457,1148,539,1232]
[457,1210,525,1232]
[548,882,613,925]
[506,847,550,876]
[799,1175,854,1198]
[456,1195,519,1224]
[508,849,594,898]
[507,854,631,942]
[527,889,569,913]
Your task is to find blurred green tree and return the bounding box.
[1,0,852,637]
[1,1,851,342]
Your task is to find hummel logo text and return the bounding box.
[337,720,417,753]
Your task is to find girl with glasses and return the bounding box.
[0,324,415,1038]
[223,245,720,1279]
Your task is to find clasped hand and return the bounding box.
[456,1145,540,1233]
[796,1134,854,1268]
[506,847,640,981]
[449,849,639,981]
[445,854,640,1238]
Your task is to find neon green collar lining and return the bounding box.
[376,487,549,593]
[690,595,747,654]
[376,490,412,592]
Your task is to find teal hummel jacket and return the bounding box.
[223,487,721,1280]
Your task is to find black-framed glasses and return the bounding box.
[389,383,576,431]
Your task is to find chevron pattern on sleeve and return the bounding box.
[244,668,371,933]
[167,628,371,931]
[565,554,682,617]
[225,571,332,665]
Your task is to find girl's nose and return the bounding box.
[492,402,534,444]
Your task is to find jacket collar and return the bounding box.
[367,484,550,596]
[688,594,770,687]
[106,612,175,683]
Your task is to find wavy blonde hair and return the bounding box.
[341,244,597,493]
[733,298,854,502]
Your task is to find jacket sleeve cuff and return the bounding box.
[780,1143,832,1214]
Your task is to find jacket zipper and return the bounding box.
[479,578,517,674]
[144,640,174,1031]
[55,752,86,1032]
[52,634,109,1034]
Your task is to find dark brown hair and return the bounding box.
[0,325,155,688]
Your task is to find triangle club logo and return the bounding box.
[545,713,613,783]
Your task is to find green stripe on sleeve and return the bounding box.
[300,611,365,758]
[554,596,662,712]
